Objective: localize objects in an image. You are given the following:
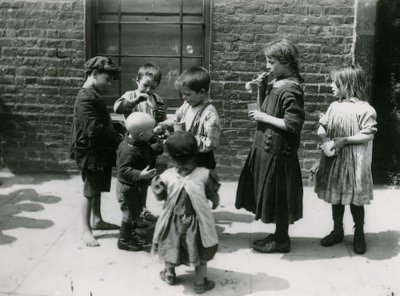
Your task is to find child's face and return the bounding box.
[330,81,345,98]
[266,57,291,79]
[93,72,113,92]
[140,124,155,142]
[179,86,207,107]
[136,75,159,95]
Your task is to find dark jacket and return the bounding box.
[70,88,120,172]
[116,136,163,190]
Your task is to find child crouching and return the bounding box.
[151,131,219,293]
[116,112,162,251]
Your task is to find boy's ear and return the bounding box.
[200,88,206,95]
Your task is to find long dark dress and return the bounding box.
[235,77,305,224]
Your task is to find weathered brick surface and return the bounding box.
[211,0,355,180]
[0,0,356,179]
[0,0,84,173]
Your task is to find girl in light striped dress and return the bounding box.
[315,65,377,254]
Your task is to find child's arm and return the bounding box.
[118,150,157,183]
[196,108,221,153]
[113,91,148,115]
[205,170,221,209]
[333,105,377,152]
[249,88,304,133]
[332,134,374,152]
[77,92,120,149]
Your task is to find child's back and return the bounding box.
[151,131,218,293]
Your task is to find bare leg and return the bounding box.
[194,262,215,293]
[194,262,207,285]
[81,196,99,247]
[91,194,119,230]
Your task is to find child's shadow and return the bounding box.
[176,267,289,296]
[0,188,61,245]
[282,230,400,261]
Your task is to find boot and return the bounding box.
[353,225,366,254]
[351,204,366,254]
[321,204,345,247]
[117,222,143,251]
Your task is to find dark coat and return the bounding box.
[70,88,120,172]
[235,77,305,224]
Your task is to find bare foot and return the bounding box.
[92,220,119,230]
[82,231,100,247]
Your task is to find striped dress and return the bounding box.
[315,98,377,205]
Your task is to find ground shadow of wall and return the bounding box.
[0,99,71,175]
[0,188,61,245]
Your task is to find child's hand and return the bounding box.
[136,92,149,103]
[153,125,164,135]
[249,110,268,122]
[139,165,157,180]
[332,137,348,153]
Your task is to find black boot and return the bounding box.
[118,222,143,251]
[351,205,366,254]
[321,204,344,247]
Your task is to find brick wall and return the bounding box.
[0,0,85,173]
[211,0,355,180]
[0,0,356,179]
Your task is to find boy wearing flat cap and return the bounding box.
[70,56,121,247]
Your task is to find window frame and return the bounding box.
[85,0,211,108]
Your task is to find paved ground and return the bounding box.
[0,169,399,296]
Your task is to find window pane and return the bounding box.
[183,58,203,69]
[120,57,180,103]
[121,24,180,56]
[183,1,203,22]
[183,25,203,56]
[98,0,118,21]
[121,0,180,22]
[97,24,119,55]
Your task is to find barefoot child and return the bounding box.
[116,112,162,251]
[151,131,219,293]
[70,56,121,247]
[315,65,377,254]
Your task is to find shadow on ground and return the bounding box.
[0,188,61,245]
[168,267,289,296]
[0,173,71,189]
[214,211,400,260]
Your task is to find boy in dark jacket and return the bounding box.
[116,112,163,251]
[70,56,121,247]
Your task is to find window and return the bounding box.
[86,0,211,110]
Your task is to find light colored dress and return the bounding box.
[151,167,219,266]
[315,98,377,206]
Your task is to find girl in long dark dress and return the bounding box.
[235,39,305,253]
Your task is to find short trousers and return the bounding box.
[81,167,112,198]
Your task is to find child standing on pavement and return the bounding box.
[116,112,163,251]
[160,66,220,170]
[235,39,305,253]
[151,131,219,293]
[315,65,377,254]
[114,63,166,222]
[70,56,121,247]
